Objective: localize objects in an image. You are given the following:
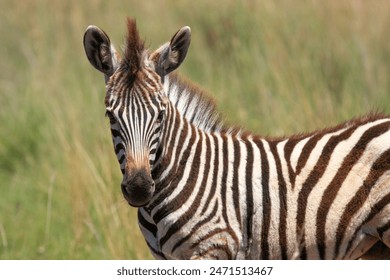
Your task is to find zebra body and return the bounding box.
[83,18,390,259]
[142,76,390,259]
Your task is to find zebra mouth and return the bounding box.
[121,184,154,207]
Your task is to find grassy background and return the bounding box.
[0,0,389,259]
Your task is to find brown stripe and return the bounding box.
[138,210,157,237]
[190,227,234,259]
[269,140,288,259]
[199,244,232,260]
[172,200,219,254]
[253,138,271,259]
[295,133,323,176]
[244,138,254,257]
[232,137,242,230]
[345,192,390,257]
[221,134,230,225]
[316,121,390,259]
[219,134,239,253]
[149,117,192,211]
[296,125,356,258]
[138,211,166,259]
[151,107,183,189]
[159,134,211,249]
[335,148,390,257]
[153,127,202,224]
[284,137,302,188]
[201,134,219,215]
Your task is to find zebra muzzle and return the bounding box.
[121,170,155,207]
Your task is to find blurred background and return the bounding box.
[0,0,389,259]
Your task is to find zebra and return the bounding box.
[83,18,390,259]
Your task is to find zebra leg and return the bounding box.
[357,224,390,260]
[187,235,238,260]
[375,221,390,259]
[189,248,231,260]
[371,203,390,258]
[359,241,390,260]
[378,220,390,245]
[346,234,378,259]
[357,204,390,259]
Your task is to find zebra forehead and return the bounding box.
[105,82,163,111]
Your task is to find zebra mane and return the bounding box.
[123,18,144,77]
[164,74,228,133]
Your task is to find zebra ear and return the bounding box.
[153,26,191,77]
[83,25,120,82]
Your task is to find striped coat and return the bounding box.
[83,18,390,259]
[143,74,390,259]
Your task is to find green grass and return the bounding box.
[0,0,389,259]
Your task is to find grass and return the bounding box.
[0,0,389,259]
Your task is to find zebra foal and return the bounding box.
[83,18,390,259]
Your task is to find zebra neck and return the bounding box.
[152,103,200,187]
[163,74,225,133]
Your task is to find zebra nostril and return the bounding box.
[121,184,130,196]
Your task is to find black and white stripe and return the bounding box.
[84,19,390,260]
[139,91,390,259]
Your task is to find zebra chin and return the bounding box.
[121,170,155,207]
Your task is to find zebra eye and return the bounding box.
[156,110,165,124]
[105,110,116,124]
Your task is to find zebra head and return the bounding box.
[83,18,191,207]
